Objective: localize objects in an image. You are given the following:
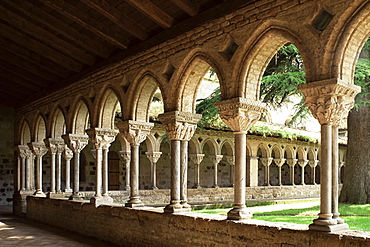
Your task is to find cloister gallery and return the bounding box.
[0,0,369,246]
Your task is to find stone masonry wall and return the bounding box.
[27,197,370,247]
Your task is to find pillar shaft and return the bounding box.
[102,147,109,197]
[180,140,189,207]
[50,153,56,193]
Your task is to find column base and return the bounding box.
[164,202,189,213]
[124,186,130,191]
[69,193,83,201]
[64,188,73,193]
[180,201,191,209]
[90,195,113,206]
[46,192,61,198]
[227,207,252,220]
[212,185,219,188]
[192,185,202,189]
[125,197,144,208]
[150,186,158,190]
[309,222,349,232]
[33,191,46,197]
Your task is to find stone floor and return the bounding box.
[0,205,118,246]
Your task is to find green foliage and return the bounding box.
[353,38,370,109]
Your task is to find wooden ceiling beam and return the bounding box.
[170,0,198,16]
[0,22,83,72]
[3,0,110,59]
[44,0,130,50]
[0,38,69,80]
[0,77,33,99]
[81,0,149,40]
[0,3,95,66]
[0,68,44,92]
[125,0,175,29]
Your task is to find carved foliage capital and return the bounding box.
[215,98,266,132]
[209,154,223,165]
[63,146,74,160]
[145,152,162,163]
[298,159,308,167]
[158,111,201,141]
[260,157,273,166]
[44,138,65,154]
[189,153,205,165]
[15,145,29,159]
[119,151,131,162]
[117,120,154,146]
[225,155,235,166]
[63,133,89,153]
[274,158,286,167]
[28,142,48,157]
[86,128,118,149]
[286,158,298,167]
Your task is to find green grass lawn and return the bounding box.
[193,203,370,231]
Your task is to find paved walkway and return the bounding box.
[0,205,118,247]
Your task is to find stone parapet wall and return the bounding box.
[27,197,370,247]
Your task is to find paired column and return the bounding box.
[286,158,297,185]
[190,154,204,189]
[260,157,273,186]
[14,145,29,192]
[28,142,48,197]
[309,160,319,185]
[158,111,201,213]
[117,120,153,207]
[119,151,131,190]
[225,155,235,187]
[44,138,65,195]
[215,97,266,220]
[209,155,223,188]
[63,134,89,200]
[146,152,162,190]
[274,158,286,186]
[86,128,118,205]
[63,146,73,192]
[299,79,359,231]
[246,156,258,187]
[298,160,308,185]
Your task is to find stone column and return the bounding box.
[86,128,118,205]
[190,154,204,189]
[274,158,286,186]
[332,124,344,224]
[145,152,162,190]
[225,155,235,187]
[44,138,65,195]
[15,145,29,191]
[63,134,89,200]
[24,149,34,191]
[309,160,318,185]
[286,158,297,185]
[28,142,48,197]
[246,156,258,187]
[117,120,153,208]
[209,155,223,188]
[63,146,73,192]
[260,157,273,186]
[299,79,359,231]
[298,160,308,185]
[215,97,266,220]
[120,151,131,190]
[158,111,201,213]
[56,143,64,193]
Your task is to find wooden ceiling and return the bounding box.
[0,0,250,108]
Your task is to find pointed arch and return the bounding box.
[220,139,234,156]
[284,145,296,159]
[257,143,271,158]
[34,114,47,142]
[19,119,31,145]
[201,138,219,155]
[95,87,122,129]
[296,147,308,160]
[49,106,67,138]
[71,98,91,135]
[271,144,284,159]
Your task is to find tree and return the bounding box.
[339,38,370,204]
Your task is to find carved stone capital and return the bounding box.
[309,160,319,168]
[145,152,162,164]
[63,133,89,153]
[15,145,29,159]
[209,154,223,165]
[214,97,266,133]
[116,120,154,146]
[119,151,131,162]
[158,111,201,141]
[63,146,73,161]
[298,79,360,126]
[44,138,65,154]
[86,128,118,150]
[298,159,308,167]
[28,142,48,157]
[225,155,235,166]
[189,153,205,165]
[286,158,298,167]
[260,157,273,166]
[274,158,286,167]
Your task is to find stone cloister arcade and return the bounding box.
[10,0,370,245]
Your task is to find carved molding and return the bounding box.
[145,151,162,163]
[209,154,223,165]
[308,160,319,168]
[189,153,205,165]
[63,133,89,153]
[44,138,65,154]
[273,158,286,167]
[15,145,29,159]
[86,128,118,149]
[260,157,273,166]
[63,146,74,161]
[158,111,201,141]
[298,159,308,167]
[298,79,360,126]
[286,158,298,167]
[119,151,131,162]
[28,142,48,157]
[116,120,154,146]
[214,97,266,133]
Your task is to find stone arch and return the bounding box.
[325,1,370,83]
[189,138,202,154]
[233,25,312,99]
[201,138,219,155]
[173,52,225,112]
[70,98,91,135]
[296,147,307,160]
[257,143,270,158]
[95,87,122,129]
[125,71,164,121]
[19,120,31,145]
[271,145,284,159]
[220,140,234,156]
[284,145,296,159]
[49,106,67,138]
[33,114,47,142]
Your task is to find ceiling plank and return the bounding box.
[170,0,198,16]
[0,77,33,99]
[0,68,44,92]
[3,0,110,59]
[0,38,69,80]
[125,0,175,29]
[44,0,130,50]
[0,58,51,88]
[0,3,95,66]
[81,0,149,40]
[0,22,83,72]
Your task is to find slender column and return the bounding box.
[225,156,235,187]
[117,121,153,208]
[56,144,64,193]
[146,152,162,190]
[332,125,344,224]
[274,158,286,186]
[120,151,131,190]
[63,146,73,192]
[260,157,273,186]
[63,134,89,200]
[298,160,308,185]
[309,160,318,185]
[86,128,118,205]
[28,142,48,197]
[246,156,258,187]
[209,155,223,188]
[215,97,266,220]
[44,138,64,194]
[15,145,28,191]
[286,158,297,185]
[25,149,33,191]
[158,111,201,213]
[190,154,204,189]
[299,79,359,231]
